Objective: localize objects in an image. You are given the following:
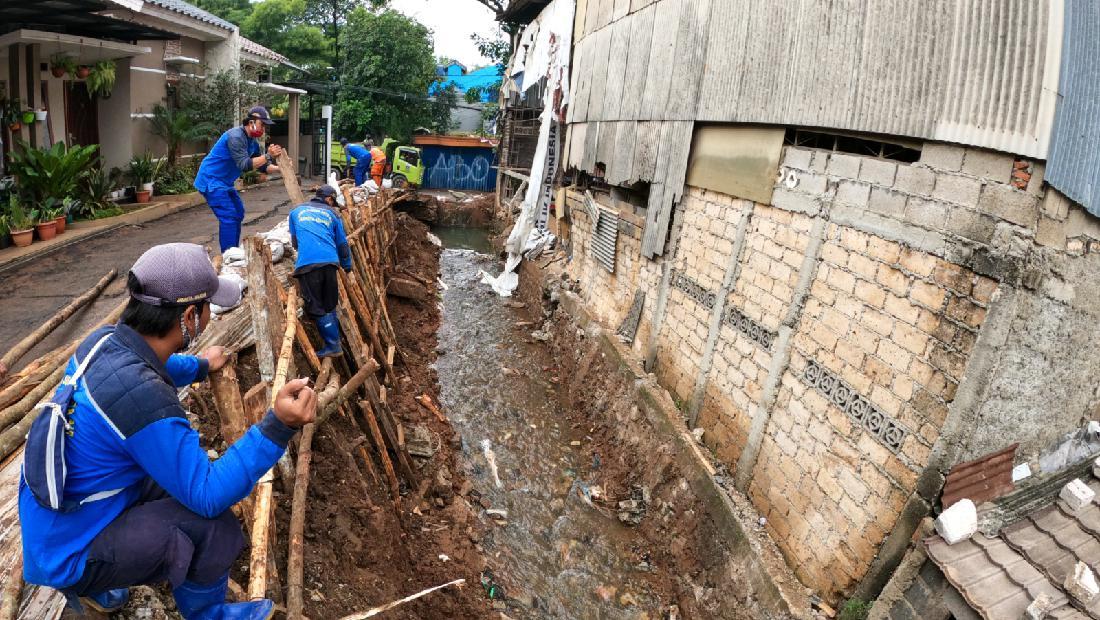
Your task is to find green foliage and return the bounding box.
[192,0,254,25]
[2,98,25,127]
[75,163,123,220]
[49,53,77,76]
[839,599,873,620]
[178,71,266,139]
[472,32,511,65]
[335,8,440,141]
[127,153,158,186]
[6,193,32,231]
[243,0,329,70]
[155,158,202,196]
[86,61,117,98]
[149,104,214,166]
[432,85,458,135]
[8,142,98,215]
[92,206,125,220]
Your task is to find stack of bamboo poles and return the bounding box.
[199,185,418,619]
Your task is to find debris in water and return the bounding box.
[758,517,767,527]
[481,439,503,488]
[427,231,442,246]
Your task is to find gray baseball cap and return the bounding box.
[130,243,243,307]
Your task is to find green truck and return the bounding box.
[329,139,425,188]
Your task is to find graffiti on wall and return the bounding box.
[423,147,498,191]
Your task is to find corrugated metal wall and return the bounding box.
[568,0,1061,162]
[421,145,499,192]
[1046,0,1100,217]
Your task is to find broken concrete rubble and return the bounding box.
[934,499,977,545]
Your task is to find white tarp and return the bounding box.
[483,0,575,296]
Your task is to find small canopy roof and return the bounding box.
[0,0,177,41]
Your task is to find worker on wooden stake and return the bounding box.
[289,184,353,358]
[18,243,317,619]
[341,137,373,186]
[194,106,284,254]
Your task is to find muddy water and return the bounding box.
[434,227,662,619]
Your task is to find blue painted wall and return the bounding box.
[421,145,498,192]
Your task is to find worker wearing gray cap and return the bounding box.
[20,243,316,620]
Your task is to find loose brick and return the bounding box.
[817,470,845,501]
[947,296,987,329]
[1036,216,1068,249]
[919,143,965,172]
[978,183,1041,228]
[894,165,936,195]
[904,198,949,230]
[961,148,1015,182]
[875,264,910,296]
[859,158,898,187]
[836,181,872,208]
[838,469,871,503]
[910,280,948,310]
[946,207,998,245]
[828,153,862,178]
[772,187,820,215]
[971,276,998,305]
[932,174,983,207]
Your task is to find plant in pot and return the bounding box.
[86,61,116,99]
[50,54,76,78]
[0,213,9,250]
[77,163,119,219]
[8,141,98,229]
[76,65,91,79]
[128,153,156,203]
[7,194,33,248]
[4,98,23,132]
[33,203,62,240]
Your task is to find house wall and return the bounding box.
[98,58,133,171]
[565,136,1100,602]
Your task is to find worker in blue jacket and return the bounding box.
[340,138,372,186]
[288,185,352,358]
[194,106,284,253]
[19,243,317,620]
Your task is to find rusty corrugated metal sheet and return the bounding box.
[941,443,1018,509]
[1046,0,1100,217]
[571,0,1061,158]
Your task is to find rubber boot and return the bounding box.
[82,588,130,612]
[314,312,343,359]
[173,573,274,620]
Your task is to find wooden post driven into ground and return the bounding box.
[277,152,305,205]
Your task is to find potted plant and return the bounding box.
[0,214,9,250]
[128,153,155,203]
[4,98,23,132]
[76,65,91,79]
[8,141,98,230]
[50,54,76,78]
[20,110,34,125]
[7,194,33,247]
[86,61,116,99]
[34,109,47,122]
[32,205,57,241]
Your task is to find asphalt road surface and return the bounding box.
[0,183,298,373]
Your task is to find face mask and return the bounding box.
[246,121,264,138]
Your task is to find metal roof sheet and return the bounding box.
[942,443,1018,509]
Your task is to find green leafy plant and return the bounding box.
[149,104,215,167]
[85,61,116,98]
[154,157,201,195]
[838,599,873,620]
[76,163,122,219]
[49,53,77,77]
[8,141,98,216]
[3,98,24,127]
[7,193,32,232]
[127,153,156,186]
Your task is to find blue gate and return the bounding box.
[420,145,498,192]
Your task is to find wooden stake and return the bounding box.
[415,394,447,423]
[357,399,401,511]
[337,579,466,619]
[246,238,277,383]
[0,269,116,380]
[0,537,23,620]
[247,289,299,602]
[315,356,380,425]
[276,151,306,205]
[209,359,248,445]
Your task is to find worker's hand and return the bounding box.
[201,346,230,372]
[266,165,281,175]
[273,378,316,428]
[267,144,284,159]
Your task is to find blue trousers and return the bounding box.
[353,161,370,186]
[202,188,246,253]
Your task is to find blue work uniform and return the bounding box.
[18,324,295,592]
[288,198,352,319]
[194,127,270,252]
[345,144,371,186]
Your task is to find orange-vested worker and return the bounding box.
[369,145,386,186]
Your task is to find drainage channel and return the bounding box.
[433,226,664,619]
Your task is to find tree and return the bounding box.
[243,0,329,71]
[335,8,440,141]
[431,86,458,135]
[302,0,390,77]
[192,0,253,25]
[178,71,266,139]
[149,105,214,166]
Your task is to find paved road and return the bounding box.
[0,184,298,372]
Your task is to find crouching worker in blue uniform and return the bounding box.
[340,138,372,186]
[18,243,317,619]
[289,185,352,358]
[195,106,284,254]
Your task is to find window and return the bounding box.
[784,128,921,163]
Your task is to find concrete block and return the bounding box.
[810,151,829,174]
[934,498,976,544]
[932,174,983,207]
[945,208,997,245]
[783,147,813,170]
[978,183,1040,229]
[1066,205,1100,241]
[868,187,907,218]
[860,158,898,187]
[796,171,829,196]
[894,165,936,196]
[1035,216,1067,249]
[961,148,1015,182]
[836,180,871,208]
[1061,478,1095,513]
[771,187,820,216]
[1041,190,1070,221]
[905,198,948,230]
[828,153,862,179]
[1065,561,1100,605]
[1024,593,1056,620]
[920,143,966,172]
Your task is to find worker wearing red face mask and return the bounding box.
[194,106,284,253]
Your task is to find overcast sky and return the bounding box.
[388,0,502,68]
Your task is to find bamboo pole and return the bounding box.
[357,399,400,511]
[247,289,298,602]
[0,269,116,380]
